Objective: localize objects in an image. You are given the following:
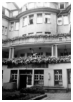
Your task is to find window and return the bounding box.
[45,14,51,23]
[10,22,14,31]
[59,3,65,9]
[2,26,4,34]
[63,16,69,25]
[57,16,63,25]
[54,70,62,86]
[28,32,34,35]
[36,32,42,35]
[44,2,50,7]
[5,27,7,35]
[13,11,18,17]
[28,3,35,9]
[23,17,28,26]
[15,22,19,30]
[37,14,42,23]
[36,2,43,7]
[29,15,34,24]
[34,70,44,86]
[10,70,17,82]
[45,32,51,34]
[5,9,9,17]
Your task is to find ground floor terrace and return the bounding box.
[2,63,71,90]
[2,43,71,59]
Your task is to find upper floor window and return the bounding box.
[2,26,4,34]
[36,2,43,7]
[13,11,18,17]
[45,32,51,34]
[28,3,35,9]
[23,16,28,26]
[2,26,7,35]
[10,22,14,31]
[37,13,42,23]
[5,27,7,35]
[63,15,69,25]
[59,3,65,9]
[44,2,50,7]
[29,15,34,24]
[15,22,19,30]
[57,16,63,25]
[45,14,51,24]
[5,9,9,17]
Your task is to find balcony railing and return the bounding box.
[2,33,71,47]
[2,55,71,68]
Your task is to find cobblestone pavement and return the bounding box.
[42,92,71,100]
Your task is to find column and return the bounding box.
[55,45,58,58]
[51,45,54,57]
[9,48,12,59]
[9,47,14,59]
[12,47,14,59]
[51,45,58,57]
[32,69,34,86]
[17,69,19,89]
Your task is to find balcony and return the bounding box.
[2,33,71,47]
[2,54,71,68]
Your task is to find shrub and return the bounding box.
[20,86,45,94]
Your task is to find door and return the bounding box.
[54,70,62,86]
[67,69,71,88]
[19,75,26,89]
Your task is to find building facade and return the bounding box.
[2,2,71,89]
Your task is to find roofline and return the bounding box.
[6,2,19,10]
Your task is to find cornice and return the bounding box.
[17,8,59,18]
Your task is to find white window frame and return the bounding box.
[4,27,7,35]
[10,22,14,31]
[44,13,51,24]
[57,16,63,25]
[23,16,28,26]
[37,13,43,24]
[59,3,65,10]
[27,2,35,9]
[5,9,9,17]
[13,11,18,17]
[29,15,34,24]
[63,15,69,25]
[2,26,4,34]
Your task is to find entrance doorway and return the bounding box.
[19,75,26,89]
[54,70,62,86]
[67,69,71,88]
[19,70,32,89]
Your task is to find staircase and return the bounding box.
[42,86,70,93]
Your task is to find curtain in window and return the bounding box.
[15,22,19,30]
[23,17,28,26]
[57,17,62,25]
[63,16,69,25]
[28,3,35,9]
[45,14,51,23]
[13,11,18,17]
[5,9,9,17]
[37,14,42,23]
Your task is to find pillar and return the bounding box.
[51,45,58,57]
[55,45,58,58]
[9,47,14,59]
[17,69,19,89]
[32,69,34,86]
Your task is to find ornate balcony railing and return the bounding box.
[2,33,71,47]
[2,55,71,68]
